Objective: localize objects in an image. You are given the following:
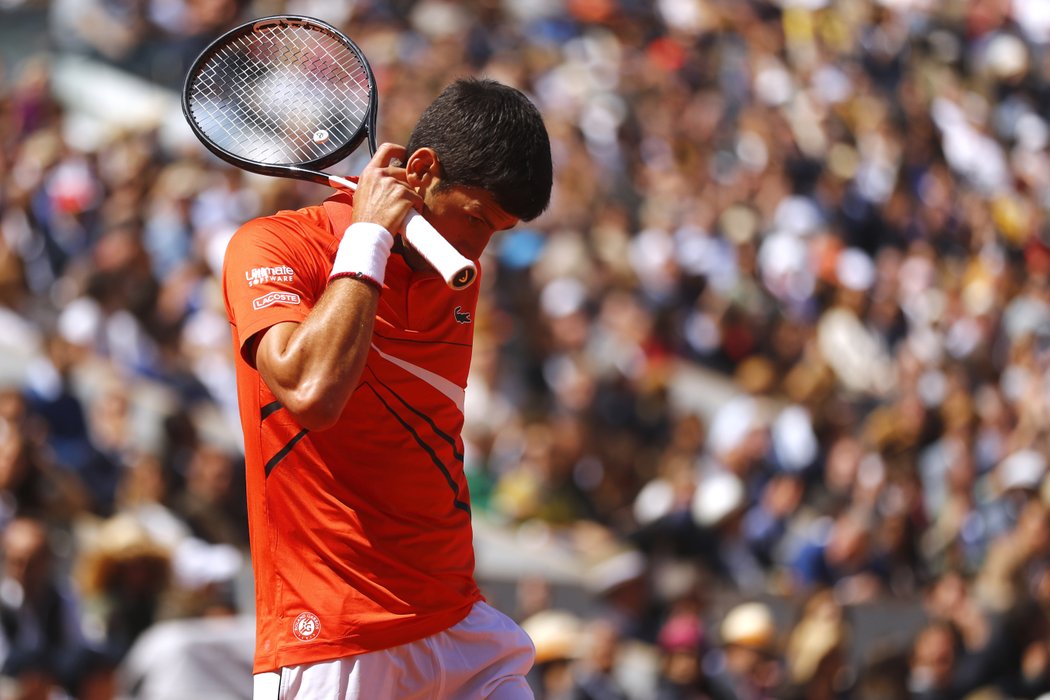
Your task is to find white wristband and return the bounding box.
[329,222,395,289]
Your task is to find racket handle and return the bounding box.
[402,211,477,290]
[328,176,477,290]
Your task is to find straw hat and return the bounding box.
[76,514,171,595]
[658,613,705,653]
[586,549,647,596]
[521,610,583,664]
[720,602,777,651]
[692,470,745,528]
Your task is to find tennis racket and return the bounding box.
[182,14,477,290]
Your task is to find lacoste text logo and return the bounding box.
[253,291,301,310]
[454,306,472,324]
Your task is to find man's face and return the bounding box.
[403,148,520,264]
[420,183,519,262]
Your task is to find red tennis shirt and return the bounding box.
[222,192,482,674]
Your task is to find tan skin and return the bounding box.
[254,142,519,431]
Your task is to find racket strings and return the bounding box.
[188,23,372,166]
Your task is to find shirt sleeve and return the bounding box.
[222,216,324,364]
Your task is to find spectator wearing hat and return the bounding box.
[585,547,657,643]
[654,606,708,700]
[704,601,783,700]
[691,469,767,595]
[521,609,584,700]
[75,513,172,661]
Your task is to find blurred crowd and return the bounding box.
[2,0,1050,697]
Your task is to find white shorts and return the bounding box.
[253,601,535,699]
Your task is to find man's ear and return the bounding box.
[405,148,442,189]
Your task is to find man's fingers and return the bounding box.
[351,143,423,233]
[369,142,408,169]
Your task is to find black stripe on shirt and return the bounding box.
[364,367,463,461]
[261,401,283,420]
[265,429,309,477]
[363,382,470,516]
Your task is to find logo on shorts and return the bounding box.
[253,291,301,310]
[454,306,472,324]
[293,612,321,641]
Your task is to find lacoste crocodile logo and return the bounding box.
[454,306,472,324]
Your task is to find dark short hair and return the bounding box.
[406,78,553,222]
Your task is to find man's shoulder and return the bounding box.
[224,204,336,273]
[222,203,337,304]
[235,203,332,242]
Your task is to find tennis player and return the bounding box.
[222,78,552,699]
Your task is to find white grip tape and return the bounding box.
[327,174,477,290]
[403,211,477,290]
[330,222,394,287]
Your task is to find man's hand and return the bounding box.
[350,143,423,234]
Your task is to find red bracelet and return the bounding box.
[330,270,382,291]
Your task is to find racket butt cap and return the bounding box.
[450,266,477,290]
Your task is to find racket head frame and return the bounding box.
[181,14,379,180]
